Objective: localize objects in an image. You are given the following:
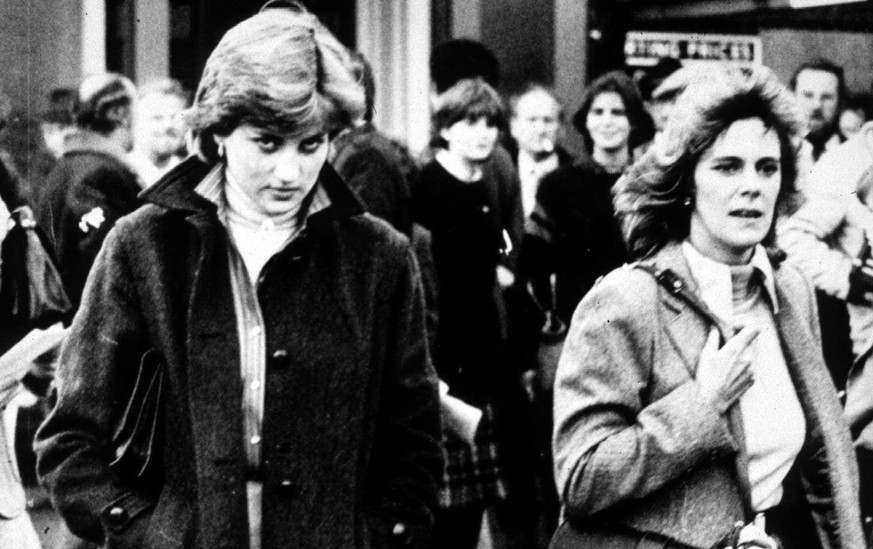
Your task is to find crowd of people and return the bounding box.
[0,1,871,548]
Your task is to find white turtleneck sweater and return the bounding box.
[223,168,300,284]
[682,242,806,512]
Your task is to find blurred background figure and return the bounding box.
[784,58,858,443]
[635,57,682,141]
[331,51,415,236]
[33,72,140,311]
[791,58,847,162]
[428,40,535,549]
[39,88,77,160]
[505,83,574,219]
[646,65,707,150]
[0,93,46,549]
[430,38,501,101]
[414,77,533,549]
[516,70,652,543]
[780,123,873,535]
[128,78,189,187]
[428,38,524,255]
[839,92,872,139]
[522,70,653,324]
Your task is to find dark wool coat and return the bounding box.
[332,122,416,237]
[519,157,628,324]
[552,243,864,549]
[32,130,141,310]
[35,158,443,549]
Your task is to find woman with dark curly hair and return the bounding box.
[551,66,863,548]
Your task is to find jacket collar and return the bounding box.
[647,242,785,303]
[63,129,131,165]
[680,242,780,317]
[140,156,366,224]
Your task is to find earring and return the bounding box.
[217,141,226,159]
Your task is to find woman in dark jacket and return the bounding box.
[552,66,863,548]
[34,4,442,549]
[413,78,528,549]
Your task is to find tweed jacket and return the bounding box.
[34,158,442,549]
[552,242,863,549]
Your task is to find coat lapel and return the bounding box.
[648,243,754,517]
[772,267,860,548]
[650,244,726,377]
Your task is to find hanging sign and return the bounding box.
[625,31,762,67]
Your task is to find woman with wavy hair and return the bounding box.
[34,3,442,548]
[551,66,863,548]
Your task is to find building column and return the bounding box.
[357,0,432,154]
[134,0,170,83]
[81,0,106,76]
[553,0,588,155]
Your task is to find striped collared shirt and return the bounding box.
[194,164,330,471]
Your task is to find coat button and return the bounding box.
[277,478,296,498]
[106,505,128,526]
[270,349,291,369]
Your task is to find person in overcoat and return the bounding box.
[34,3,442,549]
[551,66,864,548]
[32,72,141,311]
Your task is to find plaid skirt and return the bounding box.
[438,403,511,509]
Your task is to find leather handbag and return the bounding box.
[110,348,164,482]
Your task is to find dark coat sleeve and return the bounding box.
[365,244,442,549]
[34,224,154,548]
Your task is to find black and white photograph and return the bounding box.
[1,0,873,547]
